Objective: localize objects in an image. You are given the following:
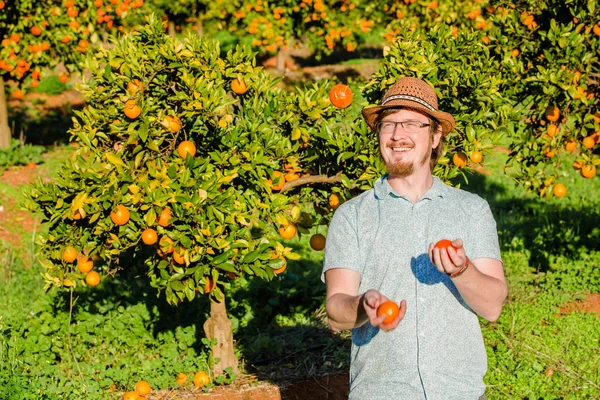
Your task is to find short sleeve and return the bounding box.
[321,205,362,282]
[466,200,502,263]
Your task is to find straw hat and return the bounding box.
[362,77,455,136]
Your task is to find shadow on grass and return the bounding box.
[453,171,600,272]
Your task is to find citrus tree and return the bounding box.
[483,0,600,196]
[23,17,379,377]
[0,0,146,148]
[363,23,513,183]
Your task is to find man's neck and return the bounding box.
[386,171,434,203]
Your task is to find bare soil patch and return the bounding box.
[558,293,600,317]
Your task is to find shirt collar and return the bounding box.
[373,174,447,201]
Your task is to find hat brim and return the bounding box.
[362,99,455,136]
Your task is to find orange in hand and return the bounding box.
[434,239,456,251]
[377,300,400,325]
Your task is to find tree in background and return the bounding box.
[0,0,146,148]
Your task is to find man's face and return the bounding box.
[377,109,442,178]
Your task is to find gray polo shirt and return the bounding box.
[323,175,502,400]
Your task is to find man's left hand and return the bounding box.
[428,239,468,276]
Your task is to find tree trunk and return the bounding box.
[168,20,176,38]
[196,19,204,38]
[203,296,239,377]
[276,49,286,75]
[0,77,11,149]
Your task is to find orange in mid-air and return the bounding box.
[329,84,353,108]
[377,300,400,325]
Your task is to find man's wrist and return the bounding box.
[449,257,470,278]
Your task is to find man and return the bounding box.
[322,77,508,400]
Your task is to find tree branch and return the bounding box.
[281,172,343,192]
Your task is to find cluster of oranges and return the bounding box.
[122,380,151,400]
[61,246,101,287]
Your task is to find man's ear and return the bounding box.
[432,126,443,148]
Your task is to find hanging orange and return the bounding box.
[329,84,353,108]
[110,205,130,225]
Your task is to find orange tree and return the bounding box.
[481,0,600,196]
[23,17,378,377]
[212,0,387,61]
[363,23,511,183]
[0,0,146,148]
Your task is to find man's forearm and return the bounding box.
[325,292,368,332]
[453,264,508,322]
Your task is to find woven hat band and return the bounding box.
[382,94,437,112]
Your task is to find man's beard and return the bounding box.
[383,139,432,178]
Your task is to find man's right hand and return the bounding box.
[362,289,407,332]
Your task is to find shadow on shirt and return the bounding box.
[352,254,471,347]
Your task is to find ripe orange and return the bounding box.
[122,392,139,400]
[110,205,130,225]
[547,124,558,137]
[329,84,353,108]
[161,115,182,133]
[273,262,287,274]
[77,256,93,273]
[176,373,187,386]
[594,24,600,36]
[203,277,216,293]
[85,270,101,286]
[284,171,300,182]
[157,208,171,227]
[31,26,42,36]
[452,152,468,167]
[328,193,340,209]
[310,234,326,251]
[141,228,158,245]
[127,79,143,95]
[543,147,555,158]
[231,78,248,94]
[177,141,196,159]
[12,90,24,99]
[583,136,596,149]
[159,236,174,254]
[581,165,597,179]
[564,139,577,152]
[172,248,185,264]
[377,300,400,325]
[269,171,285,191]
[193,371,211,387]
[124,99,141,119]
[470,151,483,163]
[511,49,519,57]
[62,246,78,263]
[134,380,151,396]
[545,105,560,122]
[434,239,456,251]
[553,183,566,198]
[279,223,297,239]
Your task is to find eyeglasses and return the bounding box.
[376,120,430,135]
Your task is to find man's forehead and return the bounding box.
[381,108,429,122]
